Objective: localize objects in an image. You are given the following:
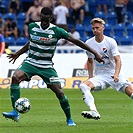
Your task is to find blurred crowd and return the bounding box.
[0,0,133,47]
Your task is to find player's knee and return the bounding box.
[79,83,85,89]
[79,83,89,91]
[56,91,64,99]
[12,74,20,84]
[125,85,133,99]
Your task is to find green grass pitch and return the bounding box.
[0,88,133,133]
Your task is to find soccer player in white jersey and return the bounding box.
[2,7,104,126]
[79,18,133,120]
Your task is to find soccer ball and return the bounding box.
[15,97,31,114]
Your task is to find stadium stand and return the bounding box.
[120,36,133,46]
[0,0,133,47]
[17,12,26,35]
[75,24,86,38]
[88,0,97,13]
[16,37,28,46]
[125,11,133,24]
[81,36,90,42]
[106,12,117,25]
[0,12,2,17]
[104,23,113,36]
[85,25,93,38]
[3,12,16,21]
[94,11,106,21]
[126,23,133,38]
[111,35,121,45]
[5,36,15,46]
[113,23,126,37]
[0,0,10,14]
[83,15,92,26]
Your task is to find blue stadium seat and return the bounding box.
[127,1,133,14]
[0,0,10,14]
[120,36,133,45]
[16,37,28,46]
[17,12,26,34]
[94,12,106,21]
[17,12,26,25]
[0,13,2,18]
[3,13,16,21]
[67,24,74,32]
[81,36,90,42]
[5,37,15,46]
[85,25,93,37]
[84,16,92,26]
[75,24,85,38]
[106,12,117,25]
[104,24,113,36]
[125,11,133,23]
[126,23,133,37]
[113,23,126,37]
[89,1,97,13]
[111,35,121,45]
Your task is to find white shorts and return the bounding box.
[88,74,131,93]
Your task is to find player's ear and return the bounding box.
[50,16,54,22]
[103,25,105,30]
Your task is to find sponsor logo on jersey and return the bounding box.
[40,37,50,41]
[31,34,50,42]
[103,48,107,53]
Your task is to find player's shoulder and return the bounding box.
[49,23,58,29]
[104,35,118,48]
[85,36,95,44]
[104,35,116,42]
[29,22,40,28]
[50,23,67,33]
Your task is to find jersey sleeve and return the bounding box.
[110,38,120,57]
[28,22,37,34]
[85,40,95,58]
[54,27,69,39]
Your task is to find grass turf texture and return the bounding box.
[0,88,133,133]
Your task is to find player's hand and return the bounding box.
[94,53,105,64]
[7,52,20,64]
[111,75,119,82]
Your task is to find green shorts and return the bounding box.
[17,62,60,84]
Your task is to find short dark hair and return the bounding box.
[41,7,52,16]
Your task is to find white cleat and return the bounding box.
[81,110,101,120]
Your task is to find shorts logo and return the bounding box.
[49,77,60,83]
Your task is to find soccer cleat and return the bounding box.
[81,110,101,120]
[2,109,20,122]
[67,119,76,126]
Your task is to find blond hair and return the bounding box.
[90,18,105,25]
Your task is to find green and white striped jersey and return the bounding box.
[25,22,69,68]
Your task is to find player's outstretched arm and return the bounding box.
[7,41,30,64]
[67,34,104,63]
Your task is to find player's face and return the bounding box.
[40,13,52,29]
[91,23,104,36]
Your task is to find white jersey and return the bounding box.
[86,35,120,76]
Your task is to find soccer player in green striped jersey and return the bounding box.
[2,7,104,126]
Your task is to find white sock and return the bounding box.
[130,93,133,100]
[79,83,98,112]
